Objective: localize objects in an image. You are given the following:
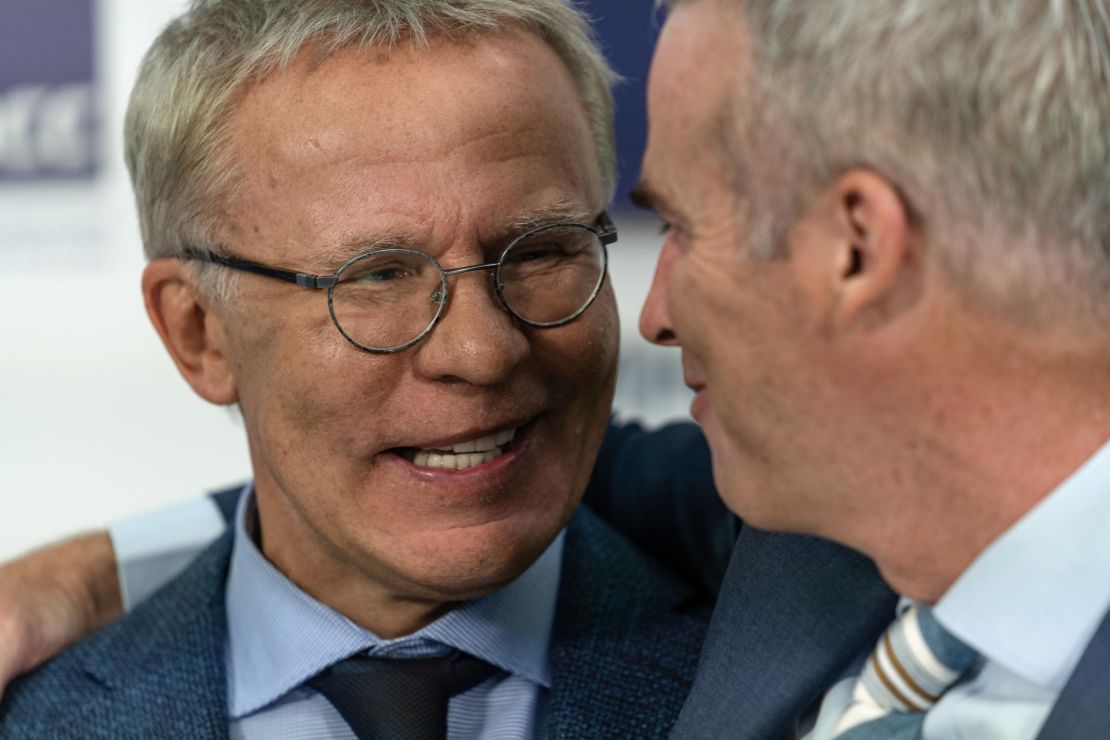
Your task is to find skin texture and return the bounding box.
[638,0,847,535]
[142,29,619,637]
[637,0,1110,602]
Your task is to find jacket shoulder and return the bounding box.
[548,506,712,739]
[0,534,234,740]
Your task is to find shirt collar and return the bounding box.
[934,437,1110,689]
[225,486,563,718]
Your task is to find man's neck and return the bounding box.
[859,337,1110,604]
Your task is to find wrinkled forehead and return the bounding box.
[219,29,604,265]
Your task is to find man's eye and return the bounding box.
[508,244,563,263]
[348,260,422,283]
[658,221,672,236]
[360,267,408,282]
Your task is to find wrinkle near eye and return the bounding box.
[319,233,421,271]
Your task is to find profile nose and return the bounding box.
[639,239,679,346]
[413,271,528,385]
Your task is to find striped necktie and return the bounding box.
[832,605,978,739]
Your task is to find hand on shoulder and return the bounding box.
[0,532,121,699]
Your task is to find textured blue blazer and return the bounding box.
[587,420,1110,740]
[0,506,711,739]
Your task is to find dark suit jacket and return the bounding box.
[587,420,1110,740]
[0,506,711,739]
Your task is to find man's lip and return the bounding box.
[690,388,708,420]
[386,415,538,453]
[684,375,706,393]
[681,354,705,392]
[383,421,534,478]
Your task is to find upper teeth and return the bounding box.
[409,427,518,470]
[448,428,515,454]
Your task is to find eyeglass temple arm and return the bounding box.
[596,211,619,245]
[181,250,338,289]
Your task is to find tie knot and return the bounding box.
[872,605,977,712]
[316,651,499,697]
[307,650,500,740]
[831,606,978,739]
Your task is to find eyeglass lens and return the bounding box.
[329,223,606,352]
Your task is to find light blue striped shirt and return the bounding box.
[225,488,564,740]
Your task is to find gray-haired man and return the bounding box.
[634,0,1110,737]
[0,1,714,737]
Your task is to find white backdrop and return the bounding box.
[0,0,690,561]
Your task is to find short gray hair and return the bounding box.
[730,0,1110,329]
[125,0,618,289]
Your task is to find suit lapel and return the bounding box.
[75,533,234,739]
[671,528,897,740]
[1037,604,1110,737]
[547,507,711,739]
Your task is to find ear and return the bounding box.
[796,169,914,331]
[141,260,239,405]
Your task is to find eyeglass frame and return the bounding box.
[180,210,618,354]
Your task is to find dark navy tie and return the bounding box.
[307,651,499,740]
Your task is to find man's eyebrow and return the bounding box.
[315,231,419,270]
[484,202,597,245]
[308,203,596,272]
[508,202,596,231]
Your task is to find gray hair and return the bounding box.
[728,0,1110,329]
[125,0,618,298]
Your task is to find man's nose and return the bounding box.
[639,240,679,346]
[412,271,528,385]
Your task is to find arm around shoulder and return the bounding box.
[584,418,738,595]
[0,531,120,699]
[0,488,236,697]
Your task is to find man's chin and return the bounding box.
[372,514,565,601]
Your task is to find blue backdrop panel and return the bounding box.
[583,1,660,212]
[0,0,98,181]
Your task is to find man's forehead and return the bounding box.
[219,29,603,271]
[236,43,559,161]
[641,1,750,193]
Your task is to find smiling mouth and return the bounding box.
[396,427,519,471]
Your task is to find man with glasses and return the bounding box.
[180,213,616,355]
[0,1,715,737]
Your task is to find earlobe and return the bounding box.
[141,260,239,405]
[830,170,913,330]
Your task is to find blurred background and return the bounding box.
[0,0,691,560]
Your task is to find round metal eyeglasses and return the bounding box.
[182,212,617,353]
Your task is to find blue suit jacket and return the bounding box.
[671,527,1110,740]
[0,506,711,739]
[587,420,1110,740]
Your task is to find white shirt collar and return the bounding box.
[934,438,1110,688]
[225,487,563,717]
